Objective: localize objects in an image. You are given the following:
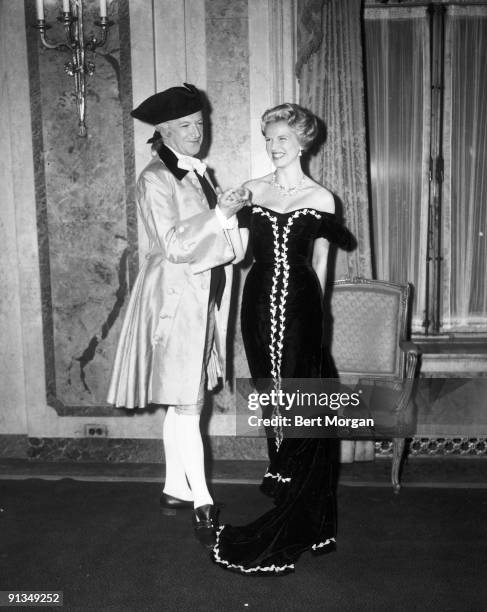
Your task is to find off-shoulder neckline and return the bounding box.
[250,204,336,217]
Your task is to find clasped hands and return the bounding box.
[217,186,251,219]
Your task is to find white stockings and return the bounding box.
[162,406,213,508]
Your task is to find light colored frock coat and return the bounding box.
[107,146,243,408]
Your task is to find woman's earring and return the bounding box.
[298,148,303,157]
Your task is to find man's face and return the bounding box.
[159,111,204,156]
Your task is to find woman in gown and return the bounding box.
[210,103,353,575]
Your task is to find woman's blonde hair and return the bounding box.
[261,103,318,151]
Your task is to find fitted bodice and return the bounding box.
[248,206,324,265]
[238,205,353,265]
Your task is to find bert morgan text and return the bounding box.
[247,415,375,429]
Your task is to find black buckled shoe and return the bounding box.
[160,493,193,515]
[193,504,218,549]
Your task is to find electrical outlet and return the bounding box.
[84,424,108,437]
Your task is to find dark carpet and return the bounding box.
[1,479,486,612]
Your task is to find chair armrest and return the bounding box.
[399,340,420,383]
[399,340,420,356]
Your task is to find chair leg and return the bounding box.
[392,437,406,494]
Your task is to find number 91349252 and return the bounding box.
[0,592,63,607]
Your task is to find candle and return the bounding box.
[63,0,70,12]
[99,0,107,18]
[36,0,45,20]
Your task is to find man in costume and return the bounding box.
[107,83,247,548]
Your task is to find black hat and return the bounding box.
[130,83,203,125]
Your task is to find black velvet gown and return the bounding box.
[210,205,352,576]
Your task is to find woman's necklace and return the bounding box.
[271,171,307,197]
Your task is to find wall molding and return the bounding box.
[0,435,485,463]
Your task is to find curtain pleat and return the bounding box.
[443,7,487,330]
[297,0,372,279]
[363,8,430,331]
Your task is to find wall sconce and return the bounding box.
[34,0,114,137]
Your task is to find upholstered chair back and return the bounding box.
[330,278,410,382]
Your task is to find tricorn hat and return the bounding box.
[130,83,203,125]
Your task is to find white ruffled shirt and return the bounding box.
[166,145,237,230]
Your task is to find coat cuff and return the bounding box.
[215,205,238,229]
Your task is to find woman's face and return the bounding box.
[264,121,301,168]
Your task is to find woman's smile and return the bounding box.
[265,120,301,167]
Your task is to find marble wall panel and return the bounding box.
[206,0,249,19]
[25,0,137,413]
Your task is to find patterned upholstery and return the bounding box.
[331,283,406,379]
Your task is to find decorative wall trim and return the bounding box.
[0,435,268,463]
[25,0,56,406]
[119,0,139,289]
[0,435,485,462]
[376,437,487,456]
[0,436,29,459]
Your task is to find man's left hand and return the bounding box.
[218,187,251,218]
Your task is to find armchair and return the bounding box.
[329,277,420,492]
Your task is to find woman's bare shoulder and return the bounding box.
[243,172,272,189]
[243,174,273,195]
[306,181,335,214]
